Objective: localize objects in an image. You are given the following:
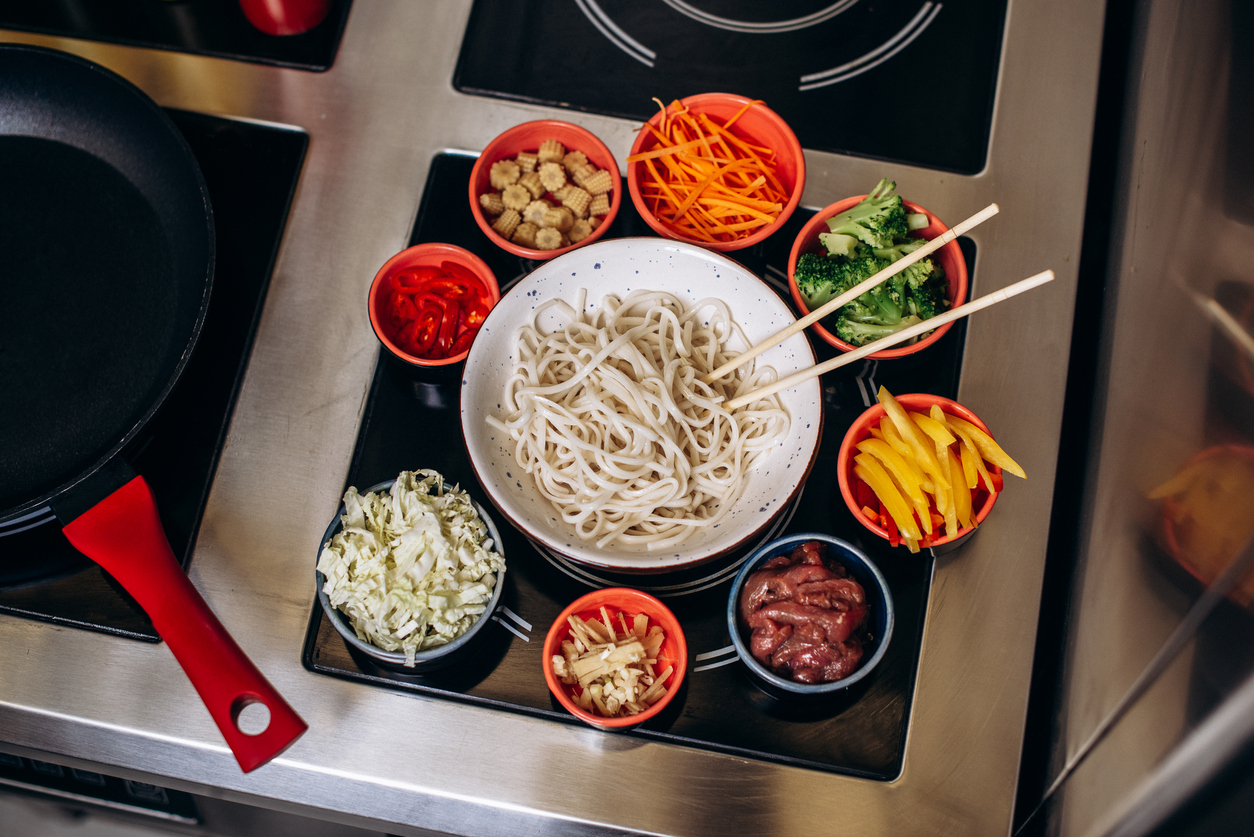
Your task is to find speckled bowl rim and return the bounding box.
[459,237,824,573]
[315,478,507,668]
[726,533,895,695]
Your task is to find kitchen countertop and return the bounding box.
[0,2,1105,835]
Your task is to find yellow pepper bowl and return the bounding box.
[837,393,1009,554]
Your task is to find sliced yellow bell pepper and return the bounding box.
[910,411,958,448]
[857,437,934,535]
[878,387,951,492]
[854,454,923,542]
[879,418,934,495]
[948,446,973,531]
[959,441,984,491]
[942,416,1001,493]
[947,415,1026,479]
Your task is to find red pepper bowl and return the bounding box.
[368,242,500,381]
[837,393,1002,553]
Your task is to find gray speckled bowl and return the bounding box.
[316,479,506,672]
[460,237,823,574]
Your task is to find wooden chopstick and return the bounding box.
[703,202,1001,384]
[724,269,1056,411]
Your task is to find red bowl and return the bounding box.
[787,195,968,359]
[1157,445,1254,609]
[626,93,805,252]
[469,120,621,261]
[837,393,1001,551]
[542,588,687,730]
[367,243,500,376]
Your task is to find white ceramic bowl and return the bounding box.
[460,237,823,573]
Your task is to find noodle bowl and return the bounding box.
[461,237,822,573]
[489,289,789,550]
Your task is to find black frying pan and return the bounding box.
[0,45,306,773]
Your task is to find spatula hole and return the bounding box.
[234,699,272,736]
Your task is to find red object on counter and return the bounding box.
[368,243,500,374]
[836,393,1003,552]
[238,0,332,36]
[61,476,308,773]
[384,262,491,359]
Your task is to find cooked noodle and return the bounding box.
[488,289,790,550]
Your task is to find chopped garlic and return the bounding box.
[551,611,671,717]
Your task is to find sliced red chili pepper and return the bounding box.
[409,306,441,356]
[390,292,418,320]
[439,261,489,297]
[435,300,458,356]
[463,300,489,327]
[449,327,478,356]
[854,477,878,514]
[394,320,418,351]
[394,265,444,289]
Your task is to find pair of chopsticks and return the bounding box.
[709,202,1056,411]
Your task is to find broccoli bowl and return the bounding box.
[786,181,968,360]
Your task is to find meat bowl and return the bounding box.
[460,237,823,573]
[727,533,894,700]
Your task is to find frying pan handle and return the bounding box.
[61,476,308,773]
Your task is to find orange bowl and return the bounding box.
[626,93,805,252]
[837,393,1001,551]
[787,195,968,359]
[1157,445,1254,609]
[542,588,687,730]
[469,120,621,261]
[367,243,500,379]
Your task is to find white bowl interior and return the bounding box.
[461,238,822,572]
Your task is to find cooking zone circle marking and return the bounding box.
[573,0,943,89]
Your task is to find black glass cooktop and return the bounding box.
[0,0,351,72]
[455,0,1007,174]
[0,111,307,640]
[302,152,978,779]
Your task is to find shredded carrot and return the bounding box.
[627,99,789,244]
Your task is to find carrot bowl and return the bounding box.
[627,93,804,252]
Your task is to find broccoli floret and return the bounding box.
[835,316,924,347]
[823,178,910,249]
[793,252,846,309]
[872,238,927,262]
[818,232,860,257]
[796,252,903,325]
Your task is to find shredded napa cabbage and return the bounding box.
[317,470,505,666]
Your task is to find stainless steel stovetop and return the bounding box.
[0,2,1106,835]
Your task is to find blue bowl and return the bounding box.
[316,478,506,673]
[727,533,894,700]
